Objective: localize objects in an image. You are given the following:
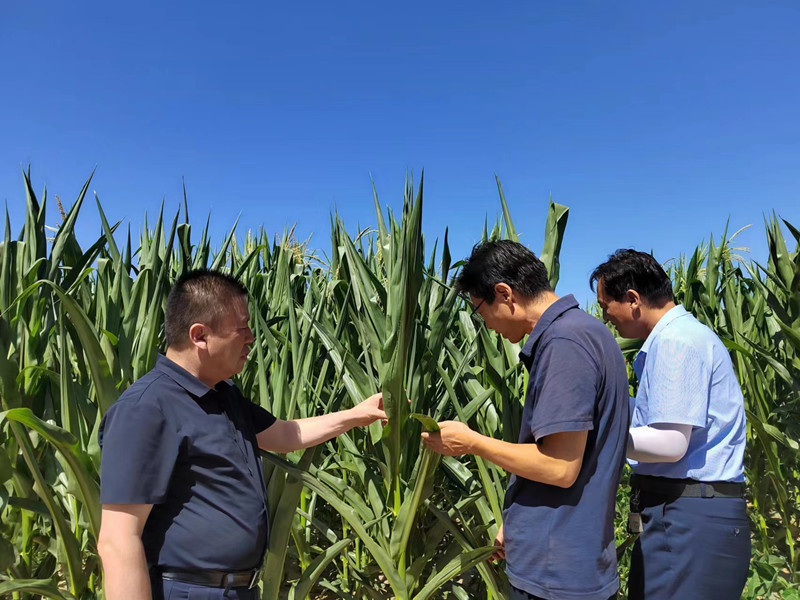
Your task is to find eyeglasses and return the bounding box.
[469,297,485,319]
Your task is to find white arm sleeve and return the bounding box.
[627,423,692,463]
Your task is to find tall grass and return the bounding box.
[0,169,797,599]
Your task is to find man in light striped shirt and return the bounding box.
[591,249,749,600]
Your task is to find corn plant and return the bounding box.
[1,168,798,600]
[259,176,503,600]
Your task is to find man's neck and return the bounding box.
[640,301,678,338]
[165,348,219,388]
[520,291,560,334]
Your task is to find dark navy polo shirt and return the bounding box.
[99,355,277,571]
[503,295,629,600]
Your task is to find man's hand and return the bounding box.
[489,524,505,563]
[348,392,387,426]
[421,420,478,456]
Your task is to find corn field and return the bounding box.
[0,170,798,599]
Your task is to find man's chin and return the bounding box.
[614,326,633,339]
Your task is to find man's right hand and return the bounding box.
[489,524,505,562]
[421,420,479,456]
[348,392,387,426]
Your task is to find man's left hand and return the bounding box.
[421,421,477,456]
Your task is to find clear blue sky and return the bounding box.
[2,1,798,305]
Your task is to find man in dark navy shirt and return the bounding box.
[422,241,629,600]
[97,270,385,600]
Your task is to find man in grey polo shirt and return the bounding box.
[422,240,629,600]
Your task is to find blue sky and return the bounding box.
[2,1,798,305]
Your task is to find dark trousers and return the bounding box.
[628,495,750,600]
[151,578,260,600]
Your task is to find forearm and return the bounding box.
[99,536,152,600]
[627,423,691,463]
[470,434,579,488]
[270,409,362,452]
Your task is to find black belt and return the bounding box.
[159,568,262,589]
[631,474,745,499]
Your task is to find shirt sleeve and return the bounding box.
[99,399,181,504]
[246,401,277,434]
[527,337,598,441]
[642,337,709,427]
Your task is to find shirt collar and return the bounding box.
[638,304,690,355]
[519,294,580,366]
[632,304,690,378]
[155,354,227,398]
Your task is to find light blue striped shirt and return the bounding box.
[630,305,746,482]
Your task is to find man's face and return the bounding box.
[470,293,528,343]
[595,279,637,338]
[204,295,254,380]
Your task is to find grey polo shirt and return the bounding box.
[503,295,629,600]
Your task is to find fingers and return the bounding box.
[420,431,440,443]
[488,547,505,562]
[421,432,447,456]
[489,533,505,562]
[353,395,387,427]
[372,412,388,426]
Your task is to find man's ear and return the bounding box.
[188,323,209,349]
[625,289,642,310]
[494,282,513,304]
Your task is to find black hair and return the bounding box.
[454,240,552,303]
[165,269,249,349]
[589,249,674,305]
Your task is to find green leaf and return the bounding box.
[411,546,496,600]
[288,537,354,600]
[495,175,519,243]
[7,280,120,414]
[539,197,569,289]
[389,448,441,565]
[0,579,76,599]
[0,408,100,539]
[4,421,86,595]
[260,451,407,598]
[47,170,94,281]
[262,447,318,600]
[410,413,440,432]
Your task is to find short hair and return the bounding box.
[165,269,249,348]
[589,249,674,305]
[454,240,552,303]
